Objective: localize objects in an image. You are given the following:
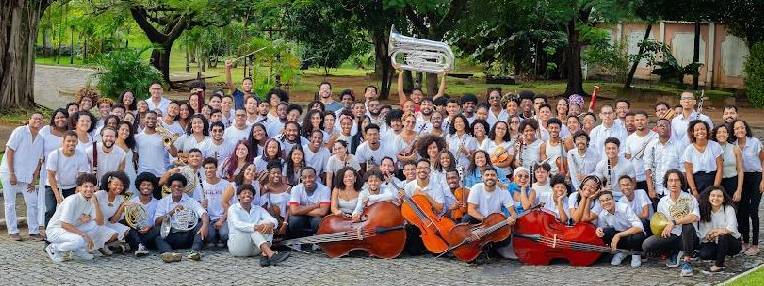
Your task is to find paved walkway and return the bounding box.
[33,64,98,110]
[0,198,762,285]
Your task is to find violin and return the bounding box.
[512,208,606,266]
[449,187,469,220]
[281,202,406,259]
[393,182,455,254]
[490,146,510,165]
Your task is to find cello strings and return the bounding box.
[529,236,621,253]
[292,228,381,244]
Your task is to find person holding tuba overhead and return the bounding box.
[124,172,161,257]
[391,26,452,110]
[642,169,700,277]
[153,173,209,263]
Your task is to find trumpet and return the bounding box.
[389,26,454,74]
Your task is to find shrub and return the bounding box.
[744,42,764,108]
[91,47,164,100]
[583,40,630,83]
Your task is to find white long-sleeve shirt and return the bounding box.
[353,186,398,215]
[596,202,644,232]
[226,202,278,237]
[644,138,684,195]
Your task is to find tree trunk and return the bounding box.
[692,21,700,90]
[563,19,586,97]
[0,0,54,109]
[150,43,173,85]
[625,23,653,89]
[425,72,437,97]
[372,30,392,100]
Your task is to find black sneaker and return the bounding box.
[259,255,271,267]
[269,251,290,266]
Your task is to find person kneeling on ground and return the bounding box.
[595,190,646,267]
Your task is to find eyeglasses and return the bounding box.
[516,174,529,178]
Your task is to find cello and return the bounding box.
[512,208,608,266]
[444,205,541,262]
[449,187,469,221]
[281,202,406,259]
[392,181,455,254]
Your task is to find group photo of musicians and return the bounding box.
[1,61,762,276]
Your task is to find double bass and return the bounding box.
[512,208,608,266]
[281,202,406,259]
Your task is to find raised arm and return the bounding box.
[225,59,235,92]
[397,70,407,107]
[434,73,447,99]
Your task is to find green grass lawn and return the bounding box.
[728,267,764,286]
[31,39,735,105]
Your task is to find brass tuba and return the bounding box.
[389,26,454,74]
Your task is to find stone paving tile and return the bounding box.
[0,229,761,285]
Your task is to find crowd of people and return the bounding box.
[1,64,762,275]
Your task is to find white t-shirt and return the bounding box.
[276,134,309,157]
[624,131,657,181]
[403,179,447,205]
[1,125,44,183]
[589,123,628,157]
[618,188,654,218]
[39,126,64,186]
[594,156,636,197]
[567,148,600,191]
[145,97,171,115]
[173,134,212,154]
[446,133,478,168]
[355,142,397,166]
[672,112,714,147]
[202,179,231,220]
[223,124,252,143]
[46,193,95,231]
[467,183,514,217]
[154,194,208,221]
[288,183,331,207]
[46,149,90,189]
[205,139,236,163]
[682,141,723,173]
[135,132,169,176]
[129,196,159,227]
[303,145,331,175]
[86,143,126,184]
[325,155,361,174]
[568,191,602,215]
[541,193,570,220]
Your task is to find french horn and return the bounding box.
[124,203,148,230]
[389,26,454,74]
[161,166,200,198]
[160,203,199,238]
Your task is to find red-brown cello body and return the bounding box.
[315,202,407,259]
[512,209,605,266]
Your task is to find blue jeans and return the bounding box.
[44,186,75,227]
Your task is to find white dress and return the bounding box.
[94,190,130,240]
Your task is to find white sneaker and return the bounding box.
[611,252,627,266]
[45,245,65,263]
[631,255,642,267]
[74,249,94,260]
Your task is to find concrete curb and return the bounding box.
[719,263,763,285]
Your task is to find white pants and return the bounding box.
[104,221,130,241]
[47,221,117,252]
[1,176,40,235]
[227,232,273,257]
[37,169,48,225]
